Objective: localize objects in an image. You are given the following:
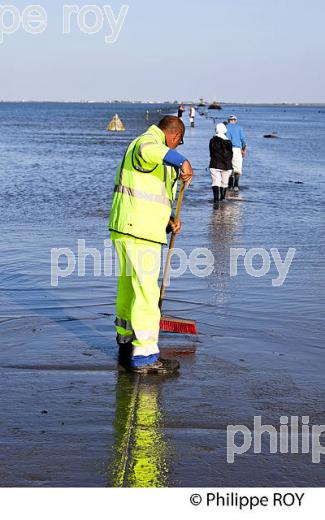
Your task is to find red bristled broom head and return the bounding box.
[160,316,197,335]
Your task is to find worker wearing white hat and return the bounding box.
[209,123,233,202]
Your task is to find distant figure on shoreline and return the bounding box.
[189,105,196,127]
[226,115,247,191]
[209,123,233,203]
[178,104,185,118]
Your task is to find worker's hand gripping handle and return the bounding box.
[159,181,186,308]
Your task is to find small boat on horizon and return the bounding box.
[198,98,206,107]
[208,101,222,110]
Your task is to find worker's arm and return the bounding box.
[209,138,214,158]
[138,140,187,168]
[163,149,187,168]
[225,142,233,161]
[137,141,170,165]
[164,150,193,233]
[164,150,194,185]
[138,142,193,185]
[240,127,247,154]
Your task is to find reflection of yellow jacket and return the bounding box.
[111,373,168,487]
[109,125,178,245]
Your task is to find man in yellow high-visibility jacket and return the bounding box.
[109,116,193,374]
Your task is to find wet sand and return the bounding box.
[0,104,324,486]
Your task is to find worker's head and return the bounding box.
[158,116,185,149]
[228,115,238,124]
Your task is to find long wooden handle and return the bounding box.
[159,181,186,308]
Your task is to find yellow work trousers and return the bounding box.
[111,231,162,357]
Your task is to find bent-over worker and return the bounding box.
[109,116,193,375]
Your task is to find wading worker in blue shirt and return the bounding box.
[226,115,247,191]
[109,116,193,375]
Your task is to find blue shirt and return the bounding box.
[226,123,246,149]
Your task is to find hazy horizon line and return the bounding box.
[1,100,325,106]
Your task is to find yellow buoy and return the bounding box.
[106,113,125,132]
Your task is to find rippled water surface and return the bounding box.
[0,102,324,486]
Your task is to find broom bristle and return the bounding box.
[160,316,197,335]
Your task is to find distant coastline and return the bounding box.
[0,100,324,107]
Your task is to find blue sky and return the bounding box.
[0,0,324,102]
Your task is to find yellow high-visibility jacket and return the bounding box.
[109,125,179,244]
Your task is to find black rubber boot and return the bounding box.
[118,343,133,367]
[220,188,227,200]
[234,174,240,191]
[212,186,220,202]
[228,175,234,189]
[129,358,180,375]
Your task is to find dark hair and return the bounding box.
[158,115,185,134]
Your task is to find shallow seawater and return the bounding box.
[0,102,324,486]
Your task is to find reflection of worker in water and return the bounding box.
[111,372,169,487]
[226,115,247,192]
[209,123,233,203]
[189,105,196,127]
[208,199,243,305]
